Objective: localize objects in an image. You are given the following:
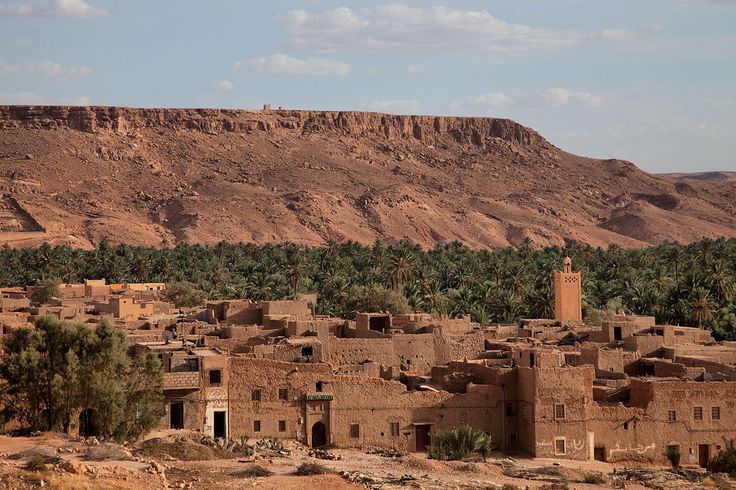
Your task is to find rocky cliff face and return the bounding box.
[0,106,547,148]
[0,105,734,250]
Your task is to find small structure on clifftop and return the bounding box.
[554,257,582,321]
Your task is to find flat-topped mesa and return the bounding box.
[0,105,549,148]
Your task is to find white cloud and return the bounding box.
[453,88,604,112]
[450,92,513,110]
[0,59,91,77]
[59,96,91,105]
[24,61,91,77]
[240,53,350,76]
[406,65,417,75]
[0,0,108,18]
[360,99,422,114]
[275,5,586,53]
[210,80,234,91]
[522,88,603,108]
[574,91,604,108]
[0,59,19,75]
[0,91,47,104]
[599,28,641,42]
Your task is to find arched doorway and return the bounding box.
[79,408,99,437]
[311,421,327,448]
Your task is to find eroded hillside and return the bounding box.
[1,105,734,249]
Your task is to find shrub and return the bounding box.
[665,445,681,468]
[296,462,328,475]
[582,472,606,484]
[427,425,492,461]
[256,438,284,452]
[709,439,736,474]
[84,442,133,461]
[24,455,49,472]
[236,464,273,478]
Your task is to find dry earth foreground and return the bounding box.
[0,431,729,490]
[1,105,735,250]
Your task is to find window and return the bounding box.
[390,422,400,437]
[209,369,222,385]
[253,420,261,432]
[712,407,721,420]
[554,438,566,456]
[350,424,360,438]
[694,407,703,420]
[279,420,286,432]
[316,381,323,392]
[301,346,313,358]
[252,389,261,401]
[668,410,677,422]
[554,403,566,420]
[623,422,629,430]
[185,358,199,372]
[279,388,288,401]
[506,401,517,417]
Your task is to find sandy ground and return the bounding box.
[0,432,719,489]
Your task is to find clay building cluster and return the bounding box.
[2,259,736,468]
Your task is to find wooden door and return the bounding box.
[415,425,431,451]
[699,444,710,468]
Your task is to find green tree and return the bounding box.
[163,281,208,308]
[344,285,411,316]
[31,277,62,304]
[0,316,162,440]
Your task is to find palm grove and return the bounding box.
[0,237,733,336]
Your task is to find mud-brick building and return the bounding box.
[225,357,503,451]
[134,343,229,439]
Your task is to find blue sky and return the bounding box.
[0,0,734,173]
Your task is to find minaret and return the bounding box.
[553,257,582,321]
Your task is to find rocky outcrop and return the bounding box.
[0,105,548,148]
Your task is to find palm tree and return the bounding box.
[686,287,716,328]
[388,250,417,291]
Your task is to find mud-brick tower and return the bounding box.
[553,257,582,321]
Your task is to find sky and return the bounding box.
[0,0,734,173]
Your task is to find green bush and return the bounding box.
[427,425,492,461]
[665,445,681,468]
[708,439,736,474]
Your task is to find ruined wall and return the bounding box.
[623,334,664,357]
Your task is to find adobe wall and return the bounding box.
[665,345,736,365]
[327,379,502,450]
[227,358,334,442]
[580,348,638,373]
[0,297,30,311]
[328,337,396,366]
[593,379,736,464]
[623,334,664,357]
[261,300,311,318]
[526,366,595,460]
[676,356,736,377]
